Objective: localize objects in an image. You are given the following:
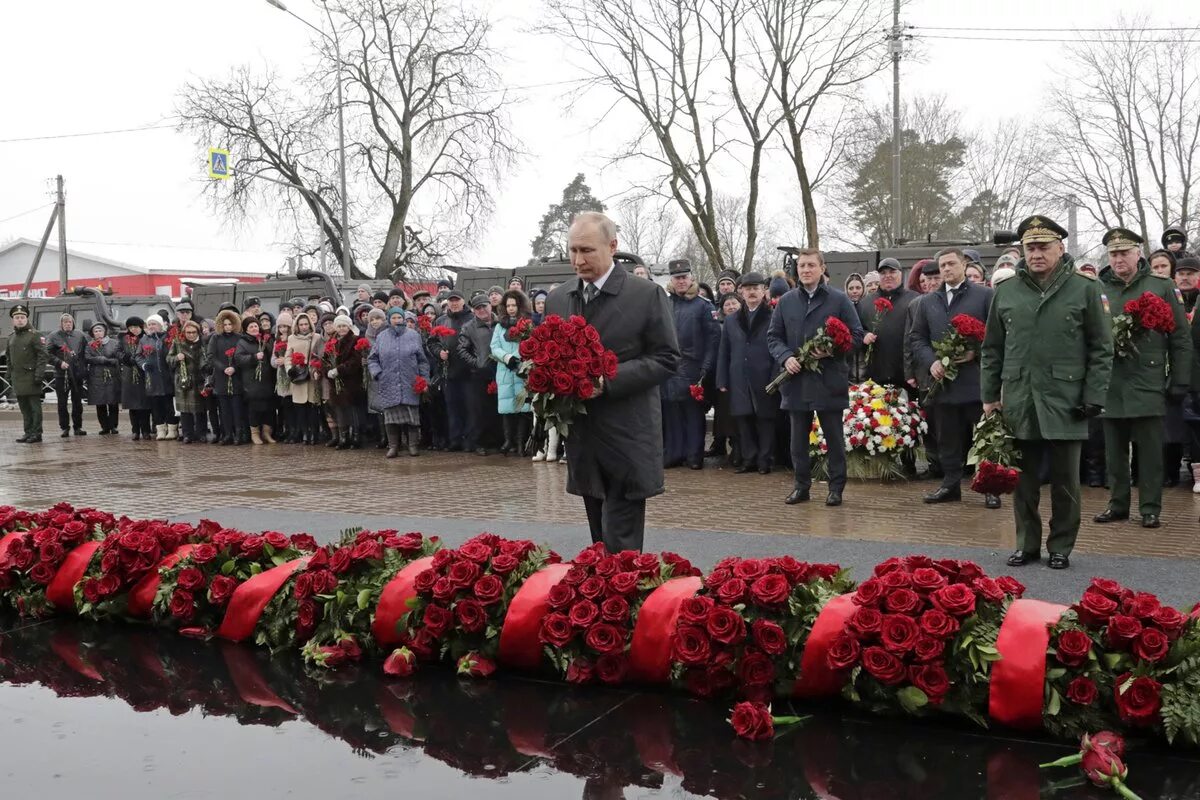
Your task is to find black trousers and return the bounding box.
[464,372,497,450]
[127,409,153,436]
[180,411,199,440]
[932,401,981,489]
[150,395,174,427]
[736,414,777,470]
[55,373,85,431]
[663,399,705,463]
[94,403,119,432]
[583,494,647,553]
[216,395,245,441]
[918,389,941,472]
[790,409,847,493]
[247,398,272,427]
[444,379,469,448]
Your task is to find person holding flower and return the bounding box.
[119,317,154,441]
[45,313,87,437]
[326,314,367,449]
[767,248,864,507]
[363,307,388,448]
[368,307,429,458]
[206,309,246,445]
[84,321,121,435]
[490,289,533,457]
[169,319,206,443]
[235,317,276,445]
[716,272,780,475]
[138,316,176,441]
[663,259,720,470]
[1092,227,1192,530]
[283,312,323,445]
[271,311,295,442]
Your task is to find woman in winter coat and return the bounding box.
[84,321,121,435]
[363,308,388,448]
[710,293,743,466]
[206,308,246,445]
[490,289,533,456]
[119,317,153,440]
[138,316,177,440]
[324,314,366,449]
[235,317,277,445]
[169,319,207,443]
[419,307,449,450]
[369,307,430,458]
[284,312,323,445]
[256,311,279,439]
[271,311,295,442]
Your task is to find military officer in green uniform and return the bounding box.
[1093,228,1192,529]
[6,305,50,443]
[980,215,1113,570]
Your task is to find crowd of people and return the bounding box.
[5,214,1197,569]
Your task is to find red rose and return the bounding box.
[454,599,487,633]
[566,657,594,683]
[552,372,575,395]
[706,606,747,645]
[749,573,790,607]
[569,599,601,629]
[448,560,482,589]
[431,577,456,602]
[595,653,628,684]
[854,578,885,607]
[412,567,437,594]
[751,620,787,656]
[422,603,453,637]
[916,608,958,640]
[826,633,861,669]
[1054,629,1093,667]
[672,625,712,666]
[169,589,195,621]
[263,532,290,550]
[931,584,977,617]
[1066,675,1098,706]
[972,577,1005,604]
[1133,627,1170,663]
[562,565,588,586]
[880,614,921,654]
[191,543,218,565]
[38,541,64,564]
[910,567,947,593]
[473,574,504,606]
[329,547,353,574]
[729,701,774,741]
[81,579,102,604]
[716,577,747,605]
[29,561,55,585]
[352,540,384,562]
[1089,577,1126,599]
[1113,673,1162,726]
[1075,589,1119,625]
[1126,592,1161,620]
[608,571,639,596]
[861,646,905,685]
[208,575,236,606]
[880,569,912,589]
[98,573,122,597]
[383,647,417,677]
[995,576,1026,598]
[593,557,619,578]
[177,567,206,592]
[909,663,950,704]
[539,612,575,648]
[600,596,629,623]
[579,576,606,600]
[1106,615,1142,650]
[1150,606,1188,638]
[884,588,922,615]
[679,595,714,624]
[547,583,575,610]
[912,636,945,663]
[739,650,775,686]
[296,598,317,630]
[733,559,768,580]
[458,541,493,563]
[456,652,496,678]
[585,622,624,655]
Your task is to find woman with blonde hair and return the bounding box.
[283,311,323,445]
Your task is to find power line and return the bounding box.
[916,33,1191,44]
[910,25,1200,33]
[0,122,177,144]
[0,203,53,225]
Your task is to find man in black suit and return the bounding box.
[545,212,681,552]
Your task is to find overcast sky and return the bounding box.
[0,0,1189,277]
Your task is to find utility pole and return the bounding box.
[1067,195,1079,257]
[56,175,68,295]
[889,0,903,245]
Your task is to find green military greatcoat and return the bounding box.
[980,255,1114,440]
[1097,261,1191,418]
[6,326,49,396]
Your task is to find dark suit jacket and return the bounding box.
[766,284,865,412]
[909,280,993,405]
[545,266,680,500]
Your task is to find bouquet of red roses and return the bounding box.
[967,412,1022,495]
[539,544,700,686]
[1112,291,1176,359]
[827,556,1024,726]
[0,518,106,618]
[418,315,433,334]
[505,317,533,343]
[398,533,560,678]
[671,556,851,702]
[765,316,854,394]
[516,314,618,436]
[323,339,343,394]
[929,314,986,394]
[866,297,893,362]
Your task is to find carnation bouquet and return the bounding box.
[828,556,1024,726]
[539,544,700,686]
[1111,291,1176,359]
[765,316,854,394]
[928,314,986,394]
[399,534,560,678]
[967,412,1021,495]
[805,382,927,480]
[671,556,852,702]
[865,297,893,363]
[515,314,618,437]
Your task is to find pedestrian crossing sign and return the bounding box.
[208,148,230,180]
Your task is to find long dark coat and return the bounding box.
[766,285,865,412]
[435,309,474,380]
[119,334,151,411]
[45,329,88,380]
[206,331,244,396]
[327,333,366,408]
[664,286,720,401]
[84,337,122,406]
[169,336,206,414]
[857,286,918,387]
[236,334,277,402]
[908,280,994,406]
[716,303,780,419]
[545,266,681,500]
[136,331,174,398]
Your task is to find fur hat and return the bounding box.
[125,316,145,330]
[241,316,260,333]
[215,309,242,334]
[333,314,355,330]
[991,266,1017,286]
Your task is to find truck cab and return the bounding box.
[188,271,394,320]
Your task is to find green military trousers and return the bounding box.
[17,395,43,437]
[1102,416,1163,517]
[1014,438,1083,557]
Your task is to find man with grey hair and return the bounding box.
[544,211,680,552]
[46,313,88,436]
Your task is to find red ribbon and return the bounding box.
[497,563,572,670]
[372,556,436,647]
[220,642,297,713]
[215,557,310,642]
[127,544,195,619]
[989,598,1067,729]
[45,541,102,613]
[49,629,104,681]
[793,594,857,699]
[628,576,703,684]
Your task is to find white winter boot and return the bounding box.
[155,424,168,441]
[167,423,178,440]
[547,427,563,463]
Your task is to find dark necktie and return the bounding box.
[584,282,598,304]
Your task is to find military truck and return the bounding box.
[455,252,646,299]
[0,287,175,400]
[188,270,394,321]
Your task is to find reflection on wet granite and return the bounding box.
[2,620,1199,799]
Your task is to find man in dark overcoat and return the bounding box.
[545,212,680,552]
[716,272,780,474]
[663,259,720,470]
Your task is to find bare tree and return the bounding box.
[959,123,1056,239]
[615,194,680,266]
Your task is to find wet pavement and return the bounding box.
[3,618,1199,799]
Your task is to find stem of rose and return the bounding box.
[772,714,808,728]
[1039,754,1083,769]
[1114,781,1144,800]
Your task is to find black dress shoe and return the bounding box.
[15,435,30,443]
[688,459,703,470]
[1093,508,1129,523]
[74,429,86,436]
[734,465,755,474]
[758,466,772,475]
[923,487,961,504]
[1006,550,1039,567]
[60,430,70,438]
[784,489,810,505]
[1087,476,1104,488]
[1141,514,1161,529]
[1048,553,1070,570]
[825,491,843,507]
[24,435,42,444]
[985,494,1001,509]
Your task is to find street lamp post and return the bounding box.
[266,0,353,279]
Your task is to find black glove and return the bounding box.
[505,355,519,371]
[1072,404,1103,420]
